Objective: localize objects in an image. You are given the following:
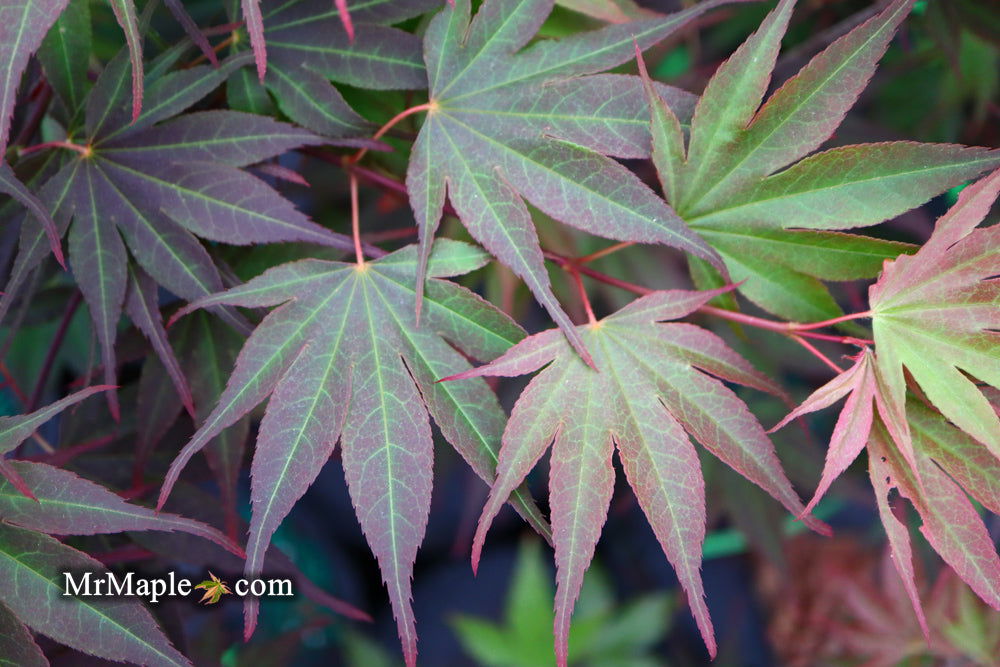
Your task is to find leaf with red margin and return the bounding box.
[0,461,243,557]
[871,167,1000,459]
[409,0,736,364]
[870,420,1000,617]
[158,241,549,667]
[0,0,71,151]
[443,287,825,666]
[0,522,191,666]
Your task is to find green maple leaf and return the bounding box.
[870,167,1000,458]
[443,286,827,664]
[408,0,737,363]
[157,240,549,667]
[768,169,1000,634]
[194,572,232,605]
[641,0,1000,322]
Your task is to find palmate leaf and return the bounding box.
[1,51,358,419]
[443,287,825,664]
[870,167,1000,458]
[642,0,1000,322]
[0,522,191,667]
[157,241,549,667]
[771,169,1000,625]
[408,0,736,364]
[225,0,438,138]
[772,355,1000,627]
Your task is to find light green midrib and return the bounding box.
[102,159,327,240]
[267,40,421,69]
[682,5,793,202]
[82,165,116,366]
[246,279,357,576]
[433,2,527,101]
[94,160,213,298]
[683,4,906,211]
[554,370,607,623]
[369,275,548,536]
[611,327,794,507]
[598,333,700,587]
[101,131,313,157]
[685,156,999,224]
[269,64,362,131]
[697,225,912,258]
[0,543,184,666]
[179,275,353,472]
[442,112,693,249]
[1,3,31,150]
[440,13,695,104]
[359,275,415,646]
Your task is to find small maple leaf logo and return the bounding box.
[194,572,232,605]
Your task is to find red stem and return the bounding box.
[349,173,364,266]
[18,140,90,157]
[790,335,843,374]
[0,361,28,406]
[28,291,82,411]
[567,267,597,325]
[349,102,435,165]
[321,142,870,367]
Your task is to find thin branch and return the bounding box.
[349,173,364,266]
[349,102,436,165]
[790,335,843,374]
[18,140,91,157]
[577,241,635,264]
[567,266,597,325]
[0,361,28,405]
[28,291,82,411]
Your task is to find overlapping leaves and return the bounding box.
[158,241,548,666]
[870,167,1000,458]
[408,0,736,362]
[443,286,826,664]
[0,387,242,666]
[770,168,1000,633]
[1,49,353,418]
[227,0,438,137]
[642,0,1000,322]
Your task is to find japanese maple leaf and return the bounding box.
[227,0,439,138]
[870,167,1000,459]
[238,0,417,85]
[1,50,357,419]
[158,241,549,667]
[0,392,247,666]
[408,0,739,363]
[194,573,233,605]
[771,353,1000,634]
[772,167,1000,628]
[443,286,826,664]
[641,0,1000,323]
